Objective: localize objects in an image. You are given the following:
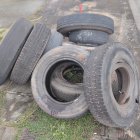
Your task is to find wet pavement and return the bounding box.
[0,0,140,139]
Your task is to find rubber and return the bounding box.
[50,61,121,103]
[69,30,109,46]
[50,62,84,102]
[84,42,139,128]
[10,23,51,85]
[0,18,33,85]
[43,31,63,54]
[31,45,90,119]
[57,13,114,36]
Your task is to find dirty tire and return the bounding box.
[31,45,89,119]
[10,23,51,85]
[69,30,109,46]
[0,18,33,85]
[50,62,84,102]
[43,31,63,54]
[84,42,139,128]
[51,62,121,102]
[57,13,114,36]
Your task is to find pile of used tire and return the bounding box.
[0,13,139,128]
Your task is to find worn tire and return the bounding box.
[84,42,139,128]
[50,62,84,102]
[50,60,122,103]
[31,45,89,119]
[43,31,63,54]
[10,23,51,85]
[57,13,114,37]
[0,18,33,85]
[69,30,109,46]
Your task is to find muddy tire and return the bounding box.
[0,18,33,85]
[10,23,51,85]
[31,45,89,119]
[57,13,114,37]
[84,42,139,128]
[69,30,109,46]
[43,31,63,54]
[50,62,84,102]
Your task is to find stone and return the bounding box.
[20,128,35,140]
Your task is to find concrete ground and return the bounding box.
[0,0,140,139]
[0,0,45,28]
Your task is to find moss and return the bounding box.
[0,28,7,41]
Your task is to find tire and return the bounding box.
[84,42,139,128]
[50,61,121,103]
[0,18,33,85]
[43,31,63,54]
[69,30,109,46]
[50,62,84,102]
[57,13,114,37]
[111,70,122,97]
[31,45,90,119]
[10,23,51,85]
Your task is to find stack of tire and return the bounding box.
[0,13,139,129]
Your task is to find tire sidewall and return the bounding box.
[32,46,89,119]
[102,44,139,127]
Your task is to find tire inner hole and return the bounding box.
[111,67,130,105]
[46,61,83,103]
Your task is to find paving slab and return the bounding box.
[2,127,17,140]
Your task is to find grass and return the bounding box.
[63,65,83,83]
[0,91,5,117]
[0,92,98,140]
[0,28,7,41]
[16,105,98,140]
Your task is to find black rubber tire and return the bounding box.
[50,62,84,102]
[10,23,51,85]
[50,61,121,103]
[43,31,63,54]
[84,42,139,128]
[57,13,114,37]
[31,45,90,119]
[69,30,109,46]
[0,18,33,85]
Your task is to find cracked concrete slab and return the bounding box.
[1,127,17,140]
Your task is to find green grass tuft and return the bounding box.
[0,28,7,41]
[16,104,98,140]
